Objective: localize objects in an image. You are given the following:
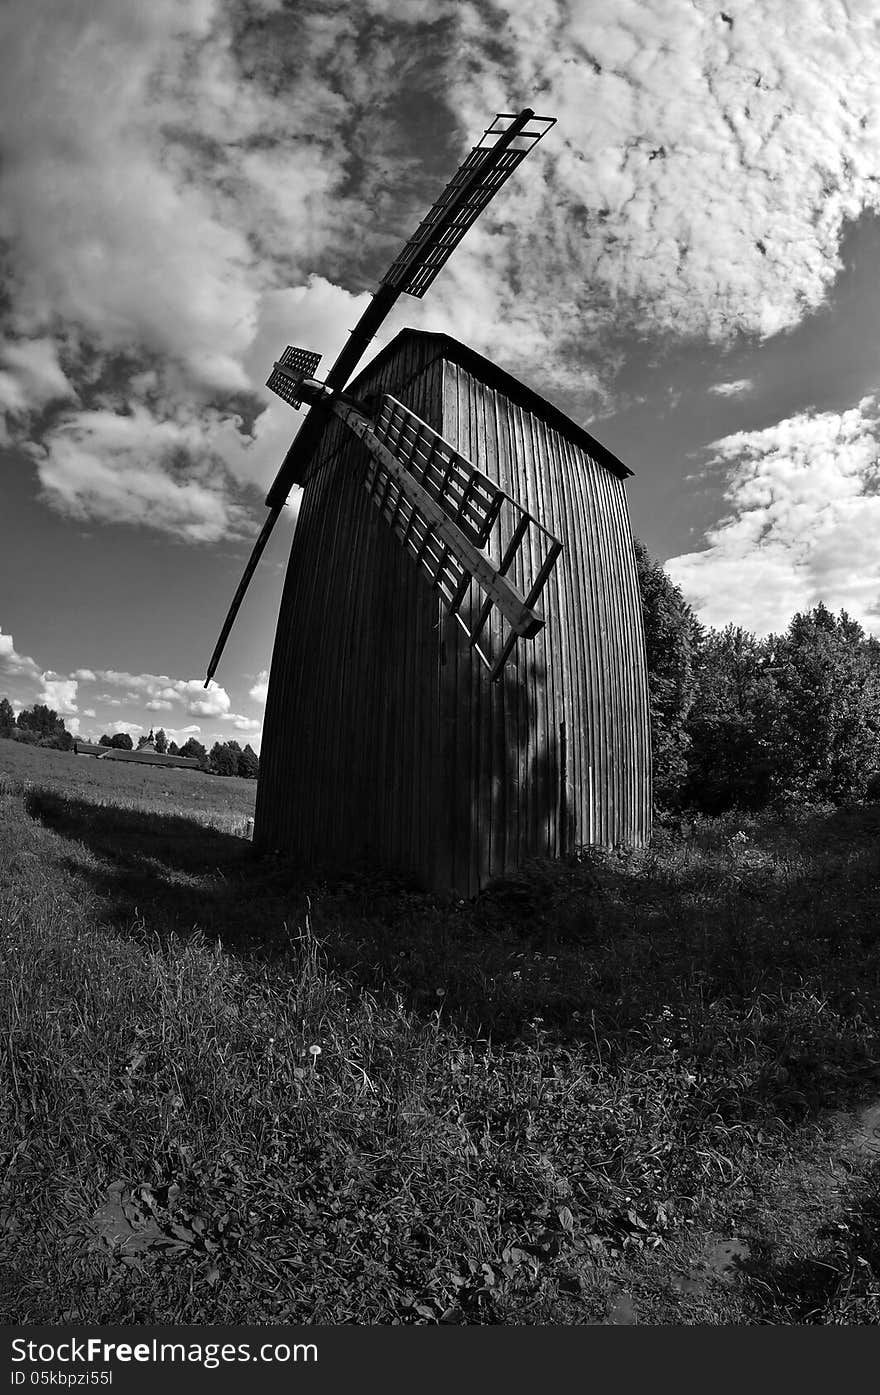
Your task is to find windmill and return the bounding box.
[206,108,651,895]
[206,108,559,688]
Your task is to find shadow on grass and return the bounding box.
[23,785,880,1124]
[24,788,298,954]
[741,1169,880,1323]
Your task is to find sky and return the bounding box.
[3,0,880,749]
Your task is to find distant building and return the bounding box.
[74,741,202,769]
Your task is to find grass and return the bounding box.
[0,738,256,832]
[1,740,880,1324]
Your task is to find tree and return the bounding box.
[154,728,168,754]
[99,734,113,747]
[136,734,151,749]
[238,744,259,779]
[167,739,179,755]
[17,703,64,739]
[0,697,14,738]
[179,737,207,762]
[15,703,73,750]
[110,732,133,750]
[633,540,699,809]
[768,604,880,804]
[685,625,780,812]
[209,741,238,777]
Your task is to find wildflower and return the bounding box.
[308,1044,322,1059]
[436,988,446,997]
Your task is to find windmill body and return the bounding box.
[255,330,651,895]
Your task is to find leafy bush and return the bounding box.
[634,541,699,809]
[685,626,780,813]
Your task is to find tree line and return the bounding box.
[5,543,880,812]
[0,704,259,780]
[635,540,880,813]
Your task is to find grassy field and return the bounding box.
[1,738,879,1324]
[0,739,256,832]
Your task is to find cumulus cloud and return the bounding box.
[708,379,754,398]
[85,669,233,718]
[223,714,262,732]
[0,337,77,423]
[28,407,255,543]
[38,675,78,715]
[440,0,880,361]
[5,0,880,594]
[110,721,143,737]
[248,670,269,705]
[0,628,41,684]
[0,0,376,538]
[667,397,880,636]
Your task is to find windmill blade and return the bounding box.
[266,107,554,503]
[334,396,563,679]
[382,111,556,299]
[204,506,282,686]
[265,346,323,409]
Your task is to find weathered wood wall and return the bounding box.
[255,330,650,894]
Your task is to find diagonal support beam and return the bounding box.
[337,402,545,641]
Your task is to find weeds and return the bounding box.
[1,744,879,1323]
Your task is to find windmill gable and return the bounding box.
[255,329,650,895]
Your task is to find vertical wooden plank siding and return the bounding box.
[255,330,650,895]
[434,359,650,880]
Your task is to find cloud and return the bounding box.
[73,669,96,682]
[707,379,754,398]
[110,721,143,737]
[0,0,378,535]
[248,670,269,705]
[0,0,257,392]
[38,674,78,715]
[28,406,256,543]
[422,0,880,383]
[83,708,96,718]
[223,714,262,732]
[0,628,41,684]
[178,681,231,718]
[667,396,880,636]
[5,0,880,556]
[0,337,77,421]
[87,669,232,718]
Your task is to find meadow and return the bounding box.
[1,739,879,1324]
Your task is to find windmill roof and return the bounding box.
[348,328,632,480]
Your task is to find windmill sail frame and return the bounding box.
[340,395,562,679]
[381,112,555,299]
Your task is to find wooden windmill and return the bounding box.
[207,109,651,895]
